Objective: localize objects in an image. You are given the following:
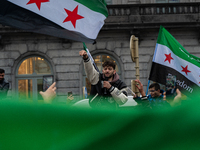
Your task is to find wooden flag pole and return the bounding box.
[130,35,140,96]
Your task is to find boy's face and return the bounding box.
[102,66,116,79]
[149,87,160,97]
[0,73,5,81]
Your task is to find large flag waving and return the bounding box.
[0,0,108,43]
[149,26,200,97]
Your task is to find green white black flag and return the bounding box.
[0,0,108,43]
[149,26,200,96]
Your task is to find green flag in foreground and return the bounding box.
[0,94,200,150]
[149,26,200,97]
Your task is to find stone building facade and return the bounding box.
[0,0,200,102]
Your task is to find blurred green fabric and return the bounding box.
[0,96,200,150]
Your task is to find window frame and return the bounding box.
[16,56,53,77]
[15,55,54,102]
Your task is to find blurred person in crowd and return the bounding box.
[165,88,183,107]
[133,79,170,109]
[0,68,9,100]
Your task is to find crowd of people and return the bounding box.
[0,50,183,109]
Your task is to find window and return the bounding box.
[16,56,53,102]
[83,54,121,96]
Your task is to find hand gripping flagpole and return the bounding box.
[83,42,100,72]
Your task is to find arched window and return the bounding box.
[83,54,121,96]
[16,56,54,102]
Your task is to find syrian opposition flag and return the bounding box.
[149,26,200,97]
[0,0,108,43]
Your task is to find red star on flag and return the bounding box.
[181,65,191,75]
[27,0,49,10]
[164,53,174,63]
[63,5,84,28]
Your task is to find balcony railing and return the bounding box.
[104,3,200,30]
[107,3,199,16]
[108,6,131,16]
[139,5,199,15]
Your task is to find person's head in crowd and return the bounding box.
[102,60,116,79]
[149,83,161,98]
[0,69,5,81]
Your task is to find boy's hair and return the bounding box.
[0,69,5,74]
[102,60,116,70]
[149,83,160,91]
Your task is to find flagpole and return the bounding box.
[83,42,100,72]
[146,80,150,96]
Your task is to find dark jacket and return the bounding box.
[89,73,127,109]
[0,79,9,100]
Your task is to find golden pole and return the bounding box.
[130,35,140,96]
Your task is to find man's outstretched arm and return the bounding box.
[133,79,148,103]
[79,50,99,85]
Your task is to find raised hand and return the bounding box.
[40,82,56,103]
[135,79,146,97]
[79,50,88,60]
[103,81,112,89]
